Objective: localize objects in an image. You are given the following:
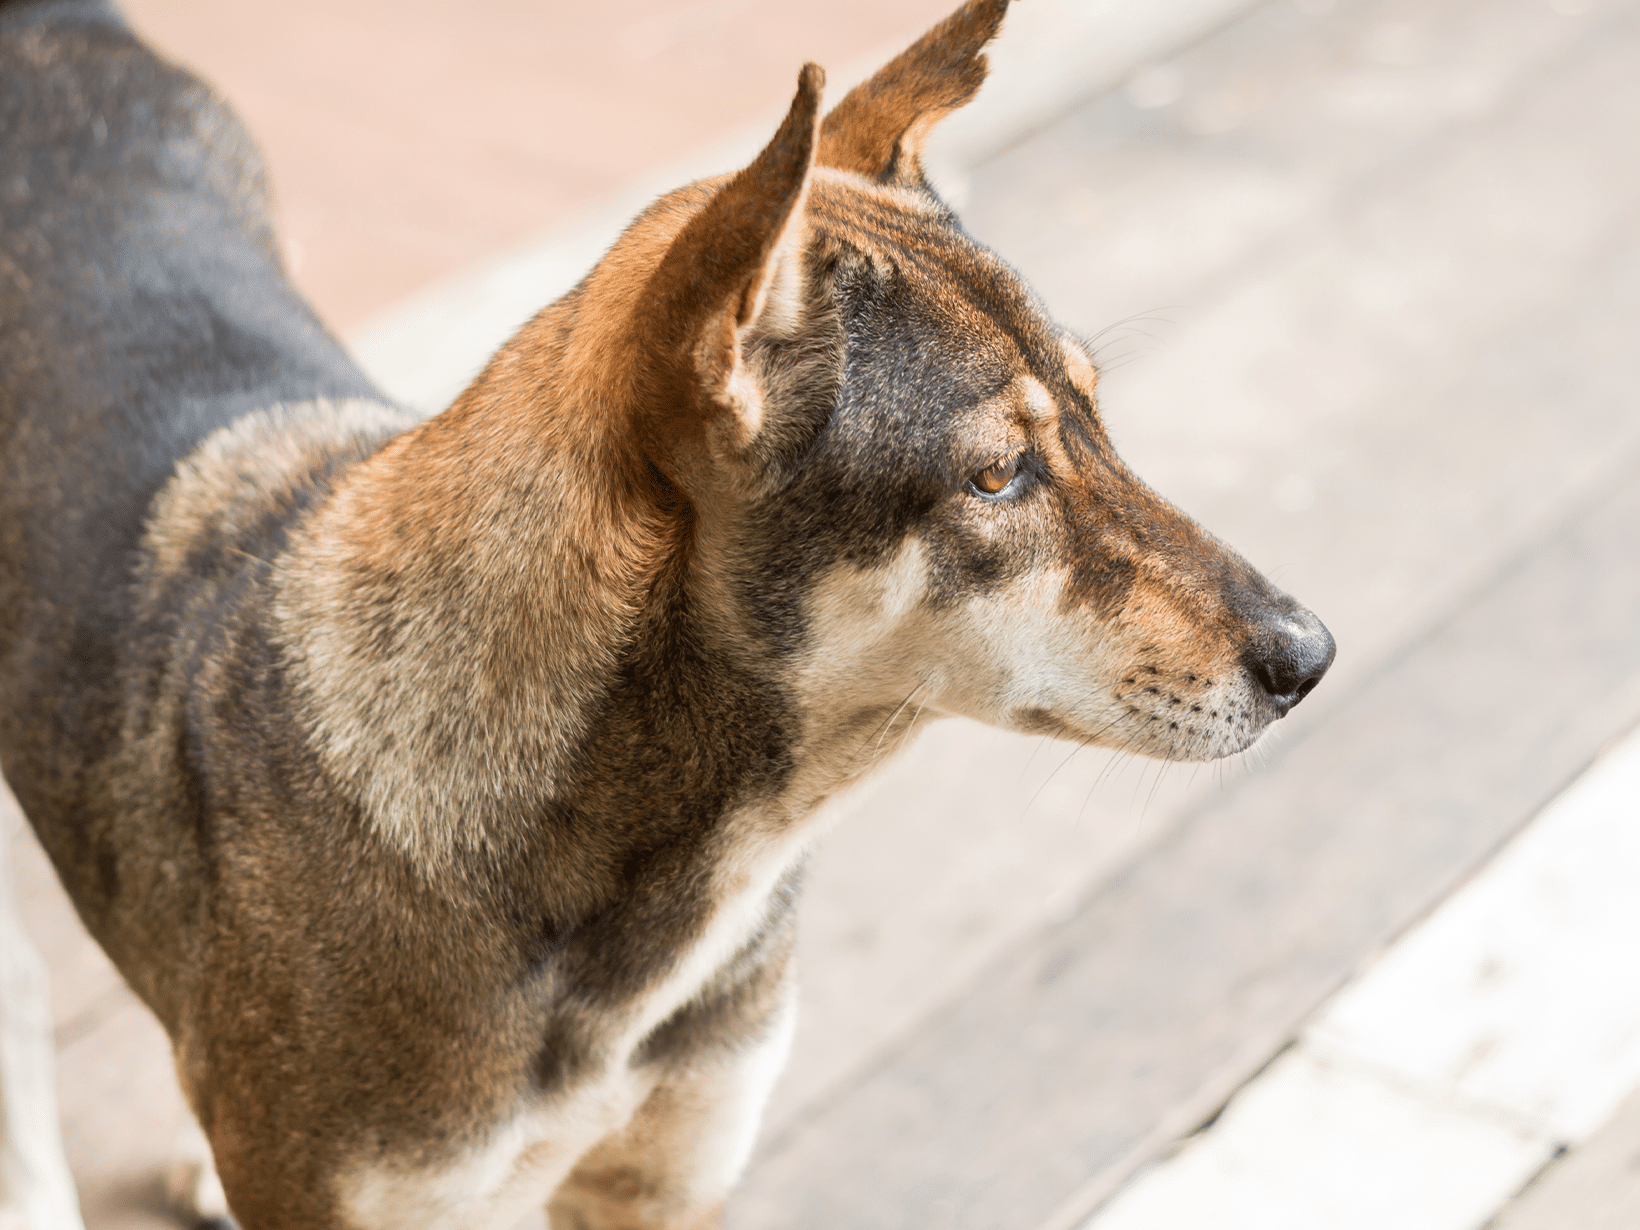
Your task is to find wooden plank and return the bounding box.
[1492,1086,1640,1230]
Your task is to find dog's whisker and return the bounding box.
[1080,306,1180,350]
[1090,347,1149,373]
[894,695,931,758]
[1077,747,1123,824]
[1017,733,1052,785]
[1141,737,1178,820]
[1025,711,1129,819]
[873,687,923,759]
[1023,738,1091,819]
[228,545,274,569]
[844,686,922,770]
[1088,725,1138,796]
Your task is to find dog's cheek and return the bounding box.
[927,564,1131,728]
[916,489,1050,613]
[884,498,1085,721]
[789,536,937,707]
[911,497,1239,750]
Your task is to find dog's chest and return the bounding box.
[340,817,808,1227]
[623,818,807,1043]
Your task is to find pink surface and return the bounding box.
[122,0,955,329]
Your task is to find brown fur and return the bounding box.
[819,0,1008,185]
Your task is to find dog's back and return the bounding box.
[0,0,380,930]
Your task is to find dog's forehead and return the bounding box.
[810,176,1055,347]
[803,177,1092,446]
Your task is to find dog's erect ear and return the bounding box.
[642,63,824,455]
[818,0,1010,187]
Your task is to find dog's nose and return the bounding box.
[1243,607,1335,714]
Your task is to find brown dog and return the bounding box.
[0,0,1332,1225]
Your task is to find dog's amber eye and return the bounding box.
[973,456,1021,495]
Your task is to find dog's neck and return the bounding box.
[270,298,687,863]
[271,297,882,893]
[269,195,910,890]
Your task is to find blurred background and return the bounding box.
[9,0,1640,1226]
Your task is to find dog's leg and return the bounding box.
[164,1117,233,1230]
[0,808,86,1230]
[546,1001,795,1230]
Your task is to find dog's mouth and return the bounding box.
[1010,609,1335,763]
[1033,693,1269,763]
[1121,606,1337,760]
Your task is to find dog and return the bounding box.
[0,0,1335,1225]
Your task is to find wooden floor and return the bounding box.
[10,0,1640,1226]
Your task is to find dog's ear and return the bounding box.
[641,63,823,458]
[818,0,1010,187]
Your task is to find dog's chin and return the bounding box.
[1009,687,1288,763]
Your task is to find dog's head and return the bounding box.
[542,0,1334,770]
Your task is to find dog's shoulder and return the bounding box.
[140,399,415,593]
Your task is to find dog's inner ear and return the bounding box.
[642,63,824,457]
[818,0,1009,188]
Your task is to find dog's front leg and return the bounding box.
[546,994,795,1230]
[163,1115,232,1229]
[0,807,85,1230]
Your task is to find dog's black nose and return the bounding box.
[1244,607,1335,714]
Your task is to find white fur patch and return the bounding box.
[798,536,931,683]
[343,1092,635,1230]
[165,1118,230,1223]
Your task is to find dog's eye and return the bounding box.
[972,455,1023,497]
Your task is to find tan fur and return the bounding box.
[547,1010,795,1230]
[141,401,416,583]
[273,303,683,867]
[267,74,830,870]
